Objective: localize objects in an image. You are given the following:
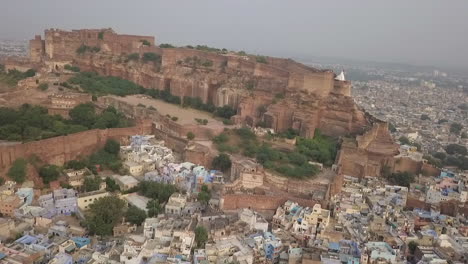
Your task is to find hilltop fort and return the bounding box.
[28,28,368,138]
[1,28,422,180]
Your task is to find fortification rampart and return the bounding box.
[0,121,152,171]
[221,193,324,211]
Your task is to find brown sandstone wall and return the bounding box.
[0,122,152,171]
[221,194,324,211]
[393,157,422,175]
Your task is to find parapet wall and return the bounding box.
[0,121,152,170]
[221,193,324,211]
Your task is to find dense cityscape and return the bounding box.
[0,3,467,264]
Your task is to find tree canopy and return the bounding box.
[104,139,120,155]
[8,158,27,183]
[195,226,208,248]
[125,205,147,226]
[83,176,102,192]
[384,171,415,187]
[136,181,177,203]
[212,153,232,172]
[85,196,126,236]
[38,165,61,184]
[197,185,211,204]
[0,104,129,142]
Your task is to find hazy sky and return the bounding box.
[1,0,468,69]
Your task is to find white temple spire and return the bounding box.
[335,70,346,81]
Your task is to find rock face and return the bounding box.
[30,28,367,138]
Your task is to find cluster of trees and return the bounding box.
[84,196,126,236]
[83,176,102,192]
[76,45,100,54]
[423,144,468,170]
[0,67,36,86]
[214,128,333,179]
[134,181,177,203]
[398,136,421,151]
[382,168,415,187]
[4,104,126,141]
[84,194,151,236]
[8,157,62,184]
[38,165,61,184]
[295,130,337,166]
[69,104,130,129]
[0,104,126,142]
[212,153,232,172]
[64,139,122,175]
[68,72,238,121]
[69,72,145,96]
[182,96,236,119]
[121,181,177,218]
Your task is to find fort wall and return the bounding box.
[221,193,324,211]
[0,121,152,171]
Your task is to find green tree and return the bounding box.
[187,132,195,140]
[38,165,61,184]
[85,196,126,236]
[69,103,96,128]
[104,139,120,155]
[212,153,232,172]
[398,136,411,145]
[408,241,419,255]
[137,181,177,203]
[105,177,120,192]
[195,226,208,248]
[125,205,147,225]
[450,123,463,135]
[98,31,104,40]
[7,158,27,183]
[65,160,86,170]
[445,144,467,155]
[197,185,211,204]
[83,176,102,192]
[147,199,162,217]
[384,171,415,187]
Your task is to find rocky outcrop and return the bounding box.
[337,122,400,178]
